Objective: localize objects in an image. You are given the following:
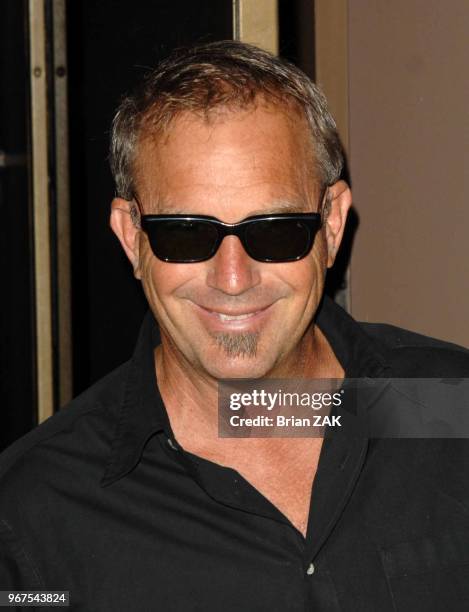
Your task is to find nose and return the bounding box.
[206,235,261,295]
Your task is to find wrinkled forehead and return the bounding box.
[132,103,320,213]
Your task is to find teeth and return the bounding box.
[217,312,257,321]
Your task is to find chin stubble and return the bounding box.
[211,332,260,358]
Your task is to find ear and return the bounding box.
[110,198,143,279]
[322,180,352,268]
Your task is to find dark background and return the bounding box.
[1,0,35,450]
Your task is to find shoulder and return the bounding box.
[0,362,131,588]
[0,361,129,486]
[360,322,469,376]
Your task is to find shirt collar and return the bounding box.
[101,295,390,487]
[101,310,167,487]
[316,295,390,378]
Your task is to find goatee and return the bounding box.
[212,332,260,358]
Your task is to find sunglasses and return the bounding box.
[133,189,327,264]
[138,211,323,263]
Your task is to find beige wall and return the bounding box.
[348,0,469,347]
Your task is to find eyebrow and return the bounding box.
[155,200,309,216]
[249,201,307,215]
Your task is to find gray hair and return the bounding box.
[109,40,344,200]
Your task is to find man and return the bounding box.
[1,41,468,611]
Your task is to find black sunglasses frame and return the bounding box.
[139,212,323,263]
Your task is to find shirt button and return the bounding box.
[167,438,178,451]
[306,563,315,575]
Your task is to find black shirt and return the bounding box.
[1,297,469,611]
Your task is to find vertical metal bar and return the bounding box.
[29,0,54,422]
[315,0,351,312]
[232,0,241,41]
[232,0,278,55]
[52,0,72,406]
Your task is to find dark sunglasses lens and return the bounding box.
[147,220,218,262]
[245,218,315,262]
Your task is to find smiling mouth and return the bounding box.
[215,311,262,321]
[198,305,270,319]
[193,303,273,328]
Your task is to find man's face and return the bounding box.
[127,104,341,379]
